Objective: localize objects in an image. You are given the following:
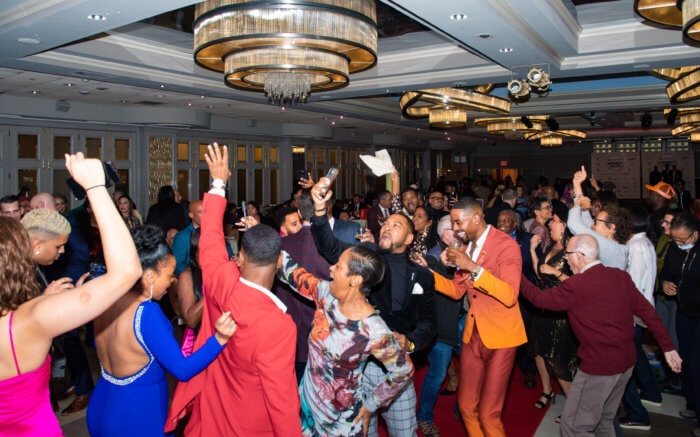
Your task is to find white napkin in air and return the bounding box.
[359,149,396,177]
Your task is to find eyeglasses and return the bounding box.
[594,217,612,225]
[538,205,552,210]
[671,232,697,246]
[564,250,586,257]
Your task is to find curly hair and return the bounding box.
[601,204,633,244]
[0,217,40,316]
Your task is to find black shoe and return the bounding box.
[619,418,651,431]
[661,385,682,395]
[535,390,555,409]
[524,374,537,389]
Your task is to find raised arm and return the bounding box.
[139,302,229,381]
[310,178,351,264]
[277,251,329,307]
[200,144,234,276]
[26,153,142,340]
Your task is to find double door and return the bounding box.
[3,126,135,208]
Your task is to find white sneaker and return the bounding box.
[641,398,662,408]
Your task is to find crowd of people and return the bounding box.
[0,145,698,437]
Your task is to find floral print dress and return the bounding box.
[278,252,414,437]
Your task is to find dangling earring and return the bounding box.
[149,283,153,301]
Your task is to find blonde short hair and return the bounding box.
[21,208,71,238]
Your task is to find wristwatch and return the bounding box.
[471,266,483,281]
[211,178,226,190]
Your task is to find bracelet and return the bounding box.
[85,184,105,192]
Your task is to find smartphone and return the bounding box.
[241,201,248,231]
[319,167,339,197]
[66,177,87,200]
[296,169,307,180]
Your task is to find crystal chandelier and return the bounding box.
[263,72,311,104]
[193,0,377,104]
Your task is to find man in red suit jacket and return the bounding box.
[166,144,301,436]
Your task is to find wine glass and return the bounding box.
[356,227,367,240]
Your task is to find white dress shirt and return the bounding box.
[466,225,491,281]
[626,232,657,327]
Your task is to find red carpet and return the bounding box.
[378,360,554,437]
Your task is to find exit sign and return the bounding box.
[500,160,507,167]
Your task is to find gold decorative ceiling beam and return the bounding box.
[399,86,510,129]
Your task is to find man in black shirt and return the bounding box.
[310,177,436,437]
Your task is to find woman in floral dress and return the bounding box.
[278,246,414,437]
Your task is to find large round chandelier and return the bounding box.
[526,130,587,147]
[474,115,548,140]
[193,0,378,103]
[666,106,700,140]
[649,66,700,103]
[634,0,700,44]
[399,85,511,130]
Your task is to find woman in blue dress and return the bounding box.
[86,225,236,437]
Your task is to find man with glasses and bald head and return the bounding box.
[520,234,682,436]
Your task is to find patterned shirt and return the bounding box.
[278,252,414,437]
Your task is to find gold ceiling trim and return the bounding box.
[634,0,682,27]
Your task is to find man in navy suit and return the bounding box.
[325,201,361,245]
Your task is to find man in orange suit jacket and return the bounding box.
[166,144,301,436]
[441,197,526,437]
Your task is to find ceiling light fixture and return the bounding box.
[79,90,90,95]
[193,0,377,104]
[527,67,551,91]
[64,82,75,87]
[545,115,559,131]
[507,79,530,98]
[17,37,40,44]
[30,90,40,95]
[120,99,128,103]
[475,115,547,140]
[635,0,700,45]
[450,14,467,20]
[527,129,586,147]
[87,14,106,21]
[400,85,511,130]
[478,34,492,39]
[649,65,700,103]
[499,47,513,52]
[666,106,700,140]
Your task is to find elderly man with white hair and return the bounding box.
[414,214,466,437]
[520,234,682,436]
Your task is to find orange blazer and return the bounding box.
[434,227,526,349]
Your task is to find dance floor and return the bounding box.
[378,360,551,437]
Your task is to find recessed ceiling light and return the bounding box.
[96,87,108,91]
[79,90,90,95]
[331,121,336,125]
[499,47,514,52]
[200,95,205,99]
[82,79,89,82]
[158,84,166,89]
[187,102,192,106]
[281,106,286,110]
[120,99,128,103]
[339,115,344,119]
[87,14,106,21]
[30,90,40,95]
[450,14,468,20]
[17,37,40,45]
[207,105,214,109]
[64,82,75,87]
[478,34,492,39]
[156,94,164,98]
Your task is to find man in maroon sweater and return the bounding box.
[520,234,682,436]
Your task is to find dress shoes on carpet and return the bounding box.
[640,398,662,408]
[61,394,90,415]
[56,385,75,401]
[417,420,441,437]
[524,374,537,389]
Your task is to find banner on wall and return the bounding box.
[641,151,695,197]
[590,152,641,199]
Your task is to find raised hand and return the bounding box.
[410,252,428,268]
[65,152,105,189]
[214,311,237,345]
[357,228,374,244]
[390,171,400,194]
[530,235,542,252]
[311,178,333,211]
[572,165,587,186]
[236,215,259,231]
[298,172,315,189]
[575,196,591,210]
[204,143,231,182]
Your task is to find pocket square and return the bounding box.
[411,283,423,295]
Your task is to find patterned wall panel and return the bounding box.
[149,137,173,204]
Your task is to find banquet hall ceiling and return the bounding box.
[0,0,699,146]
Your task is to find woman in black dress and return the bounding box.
[528,213,579,410]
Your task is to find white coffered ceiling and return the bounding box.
[0,0,699,147]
